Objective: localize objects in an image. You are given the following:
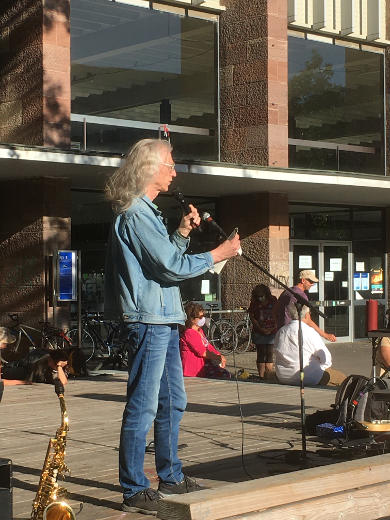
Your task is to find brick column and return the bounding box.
[217,192,289,310]
[219,0,288,167]
[0,178,71,329]
[0,0,70,147]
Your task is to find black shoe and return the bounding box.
[122,488,161,514]
[158,475,206,496]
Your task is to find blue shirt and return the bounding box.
[104,196,214,324]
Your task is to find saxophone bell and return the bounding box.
[43,501,76,520]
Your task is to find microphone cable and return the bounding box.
[229,252,257,481]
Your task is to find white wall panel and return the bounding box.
[288,0,390,45]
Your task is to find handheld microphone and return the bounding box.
[171,188,198,228]
[172,188,191,215]
[202,212,228,239]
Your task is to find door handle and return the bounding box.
[321,300,351,306]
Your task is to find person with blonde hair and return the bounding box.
[104,138,241,514]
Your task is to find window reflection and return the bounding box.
[71,0,218,159]
[288,36,385,175]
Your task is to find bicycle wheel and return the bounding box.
[68,329,95,362]
[235,321,252,353]
[210,319,237,354]
[109,322,130,369]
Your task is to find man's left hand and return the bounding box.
[178,204,200,237]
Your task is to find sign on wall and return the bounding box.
[57,250,78,301]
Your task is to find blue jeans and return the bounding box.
[119,323,187,498]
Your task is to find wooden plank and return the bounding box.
[220,481,390,520]
[158,454,390,520]
[0,374,343,520]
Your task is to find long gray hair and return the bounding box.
[105,139,172,214]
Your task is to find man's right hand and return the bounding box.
[210,234,241,263]
[324,333,337,342]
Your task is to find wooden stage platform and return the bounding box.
[0,373,387,520]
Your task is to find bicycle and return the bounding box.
[68,314,128,369]
[2,314,72,363]
[203,304,238,355]
[235,311,253,353]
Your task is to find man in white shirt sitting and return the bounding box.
[274,303,344,386]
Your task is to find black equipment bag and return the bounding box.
[335,374,390,428]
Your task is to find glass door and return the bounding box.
[322,244,351,339]
[290,241,353,341]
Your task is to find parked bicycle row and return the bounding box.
[1,307,254,375]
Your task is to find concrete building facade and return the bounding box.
[0,0,389,341]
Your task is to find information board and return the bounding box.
[58,250,77,301]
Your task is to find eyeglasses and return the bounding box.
[161,162,176,170]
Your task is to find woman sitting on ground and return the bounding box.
[27,349,69,386]
[0,326,28,388]
[1,346,69,386]
[180,302,231,379]
[374,336,390,376]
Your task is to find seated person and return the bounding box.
[274,303,344,386]
[180,302,231,379]
[374,336,390,376]
[1,346,69,387]
[0,326,29,387]
[27,349,69,386]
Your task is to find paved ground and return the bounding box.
[1,373,341,520]
[0,340,379,520]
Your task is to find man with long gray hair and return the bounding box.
[104,138,240,514]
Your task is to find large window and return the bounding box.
[71,190,220,312]
[288,35,385,175]
[71,0,218,160]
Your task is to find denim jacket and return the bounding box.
[104,196,214,324]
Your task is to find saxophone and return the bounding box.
[31,380,75,520]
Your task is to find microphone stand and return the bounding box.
[215,227,326,461]
[170,194,325,461]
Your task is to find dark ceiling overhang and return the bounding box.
[0,146,389,206]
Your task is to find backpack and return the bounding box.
[335,374,390,431]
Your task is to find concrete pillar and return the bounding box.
[386,208,390,309]
[217,192,289,310]
[386,47,390,177]
[0,178,71,328]
[0,0,70,147]
[219,0,288,167]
